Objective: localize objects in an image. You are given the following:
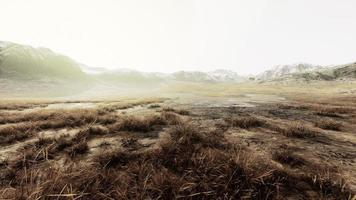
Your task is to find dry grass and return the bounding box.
[68,140,89,157]
[121,137,142,150]
[0,120,351,199]
[308,103,354,116]
[226,116,266,129]
[0,97,355,199]
[162,107,190,115]
[315,119,343,131]
[0,109,117,145]
[0,123,37,145]
[272,149,306,167]
[0,102,48,111]
[269,122,318,138]
[160,111,183,125]
[109,115,166,132]
[98,99,165,113]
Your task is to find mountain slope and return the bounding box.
[257,62,356,82]
[0,41,88,80]
[172,70,245,82]
[293,63,356,81]
[257,63,324,80]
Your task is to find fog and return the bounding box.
[1,0,356,74]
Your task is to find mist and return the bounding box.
[1,0,356,75]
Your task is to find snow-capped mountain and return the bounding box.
[208,69,245,82]
[257,63,324,80]
[172,70,245,82]
[89,68,246,83]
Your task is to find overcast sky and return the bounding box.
[1,0,356,74]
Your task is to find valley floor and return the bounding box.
[0,83,356,199]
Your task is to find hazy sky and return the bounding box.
[1,0,356,74]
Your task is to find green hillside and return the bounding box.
[0,41,88,80]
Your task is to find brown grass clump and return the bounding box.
[313,105,352,117]
[268,122,318,138]
[315,119,343,131]
[87,125,110,135]
[0,109,115,127]
[121,138,141,149]
[68,140,89,157]
[226,116,266,129]
[54,134,74,151]
[272,149,306,167]
[98,99,166,113]
[160,111,183,125]
[0,123,37,145]
[94,149,138,169]
[110,115,167,132]
[0,102,48,111]
[163,107,190,115]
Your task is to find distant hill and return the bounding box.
[257,62,356,82]
[293,63,356,81]
[256,63,324,80]
[1,41,355,90]
[92,69,167,85]
[0,41,88,81]
[92,69,246,84]
[172,69,245,83]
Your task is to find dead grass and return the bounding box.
[0,97,354,199]
[0,109,116,145]
[0,119,352,199]
[0,102,48,111]
[121,137,141,149]
[305,103,355,118]
[226,116,266,129]
[68,140,89,157]
[269,122,318,138]
[0,123,37,145]
[163,107,190,115]
[272,149,306,167]
[315,119,343,131]
[109,114,166,132]
[98,99,166,113]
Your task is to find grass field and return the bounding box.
[0,82,355,199]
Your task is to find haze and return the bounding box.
[1,0,356,74]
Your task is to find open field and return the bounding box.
[0,82,356,199]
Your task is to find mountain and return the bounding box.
[91,68,246,84]
[92,69,167,84]
[257,63,324,80]
[0,41,88,80]
[293,63,356,81]
[171,69,246,82]
[256,62,356,82]
[2,41,354,88]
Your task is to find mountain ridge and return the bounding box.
[1,41,355,84]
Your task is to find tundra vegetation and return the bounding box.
[0,88,355,200]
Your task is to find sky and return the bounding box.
[1,0,356,75]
